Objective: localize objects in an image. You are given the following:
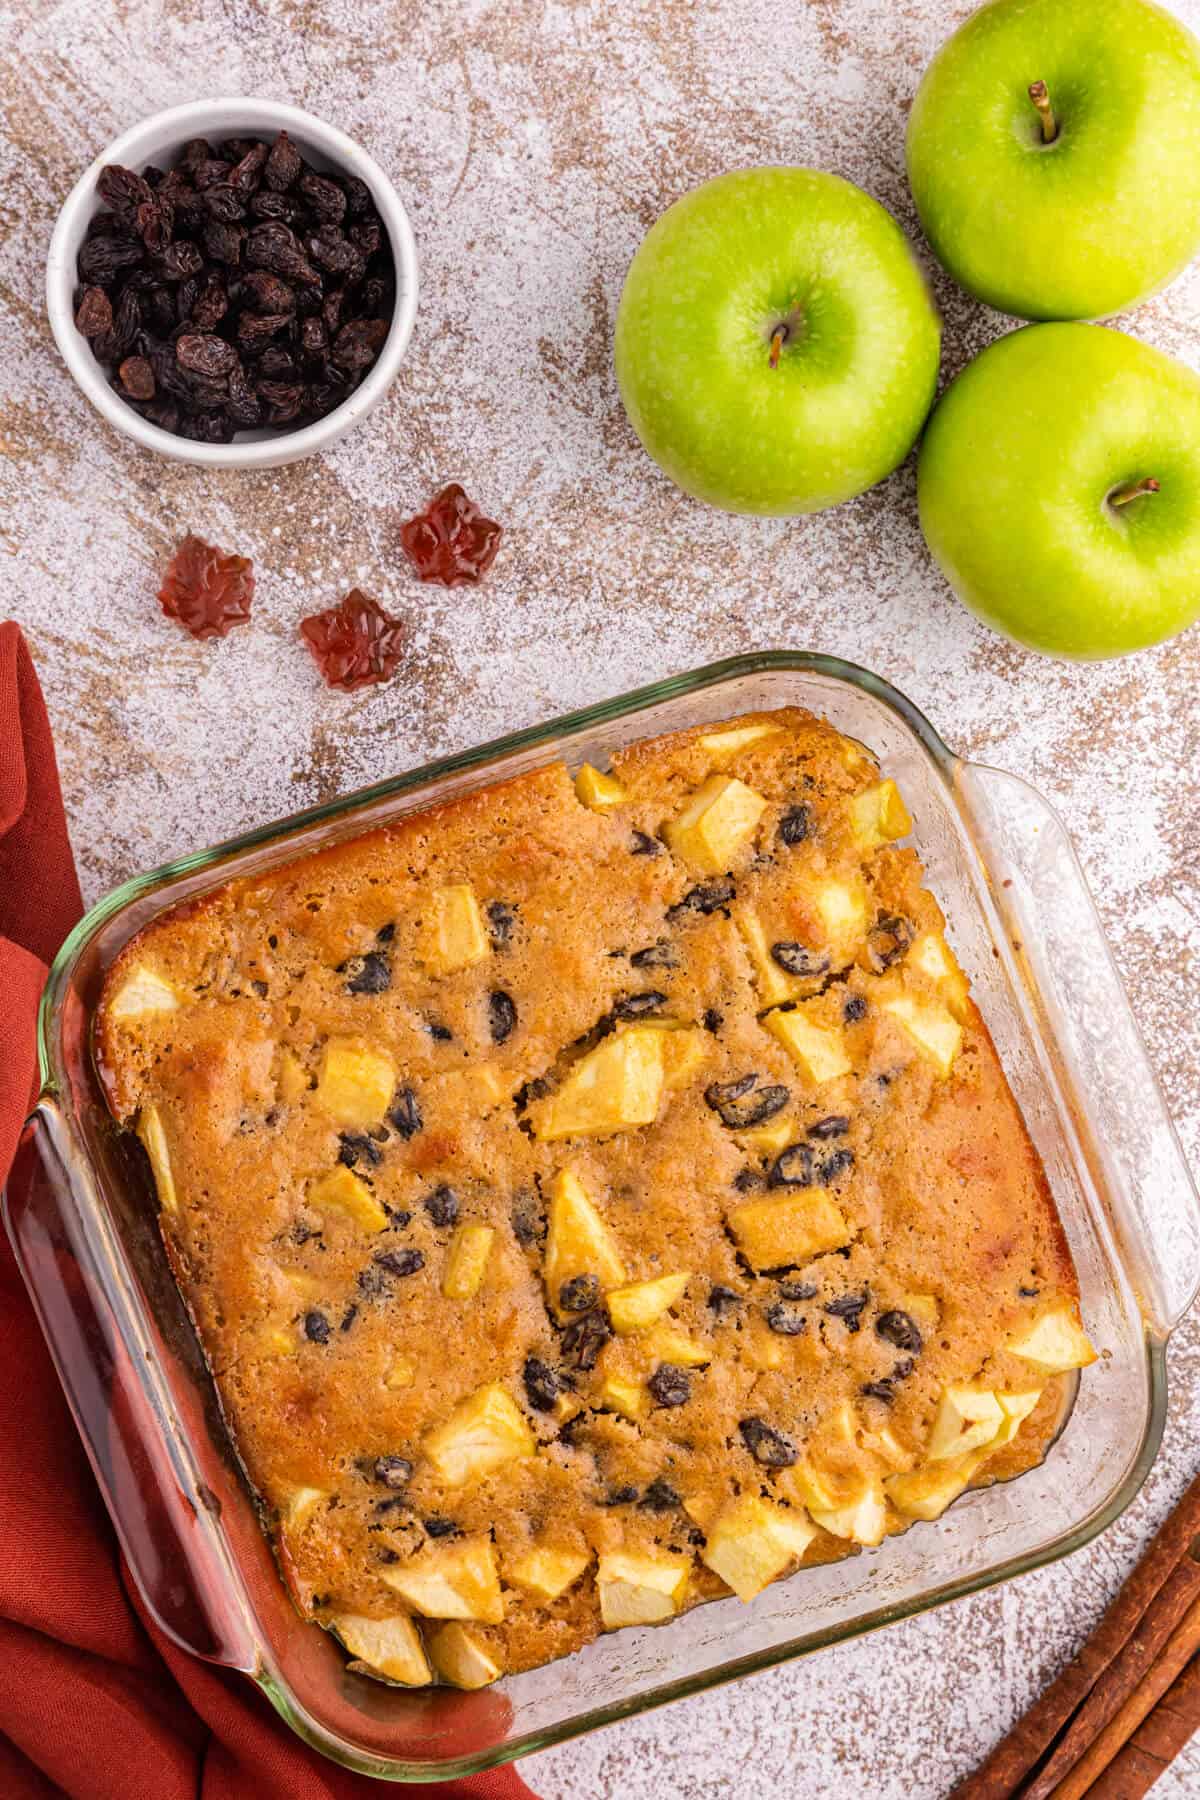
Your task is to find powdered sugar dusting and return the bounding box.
[3,0,1199,1793]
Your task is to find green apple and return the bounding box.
[917,322,1200,658]
[613,168,940,515]
[907,0,1200,321]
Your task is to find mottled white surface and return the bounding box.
[2,0,1199,1794]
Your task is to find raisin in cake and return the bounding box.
[95,708,1095,1691]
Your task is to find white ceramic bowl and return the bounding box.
[46,98,418,470]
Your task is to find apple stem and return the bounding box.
[1109,476,1160,508]
[768,325,787,370]
[1028,79,1057,143]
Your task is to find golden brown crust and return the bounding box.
[95,707,1084,1684]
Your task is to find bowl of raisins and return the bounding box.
[47,99,418,468]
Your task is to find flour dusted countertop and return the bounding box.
[3,0,1198,1794]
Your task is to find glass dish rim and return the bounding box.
[26,647,1175,1780]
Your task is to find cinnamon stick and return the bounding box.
[1023,1555,1200,1799]
[1083,1655,1200,1799]
[1048,1599,1200,1799]
[948,1474,1200,1799]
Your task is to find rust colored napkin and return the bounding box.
[0,623,538,1800]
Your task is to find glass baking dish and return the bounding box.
[6,652,1199,1783]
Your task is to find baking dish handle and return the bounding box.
[958,762,1200,1338]
[3,1103,258,1670]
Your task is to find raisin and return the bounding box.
[225,364,262,426]
[602,1485,639,1507]
[523,1355,572,1412]
[349,219,383,255]
[159,240,204,282]
[427,1020,453,1042]
[300,589,405,691]
[875,1310,923,1354]
[667,878,736,920]
[303,1310,331,1344]
[356,1263,390,1299]
[867,914,915,974]
[242,270,297,313]
[778,805,813,845]
[843,994,868,1023]
[559,1274,600,1313]
[705,1074,790,1130]
[770,942,831,979]
[860,1381,897,1404]
[343,175,373,216]
[238,310,291,346]
[191,275,230,330]
[176,332,238,378]
[265,130,303,191]
[332,317,388,369]
[300,171,348,222]
[612,991,667,1021]
[423,1516,459,1539]
[98,163,153,217]
[300,316,329,360]
[1018,1285,1040,1299]
[338,1131,383,1170]
[158,534,254,640]
[310,227,365,282]
[373,1247,425,1279]
[389,1087,423,1139]
[630,939,678,969]
[112,287,142,352]
[399,483,503,586]
[818,1148,854,1184]
[251,190,300,222]
[228,142,269,195]
[768,1144,815,1189]
[183,408,235,444]
[733,1167,764,1193]
[640,1478,681,1513]
[648,1363,691,1407]
[739,1417,797,1467]
[488,990,517,1043]
[343,948,391,995]
[707,1283,743,1317]
[118,355,155,400]
[340,1303,360,1331]
[193,157,236,191]
[139,197,176,252]
[825,1290,869,1333]
[510,1189,544,1247]
[766,1302,809,1335]
[78,233,144,286]
[808,1116,850,1139]
[561,1308,611,1370]
[424,1185,459,1228]
[778,1279,818,1300]
[322,285,347,334]
[487,900,516,948]
[257,379,305,424]
[75,286,113,336]
[246,220,319,284]
[703,1008,723,1033]
[373,1455,412,1489]
[203,185,246,224]
[630,829,662,856]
